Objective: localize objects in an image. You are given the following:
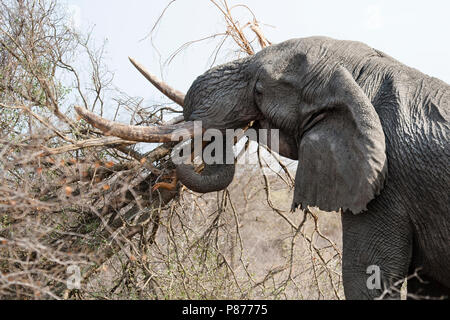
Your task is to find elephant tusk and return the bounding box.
[74,106,198,143]
[128,57,186,107]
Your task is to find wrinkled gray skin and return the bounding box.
[178,36,450,299]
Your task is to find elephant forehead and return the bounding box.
[255,42,336,81]
[184,62,251,118]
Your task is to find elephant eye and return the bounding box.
[255,82,264,96]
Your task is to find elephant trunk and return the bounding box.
[176,138,236,193]
[176,163,235,193]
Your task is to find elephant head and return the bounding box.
[76,36,387,214]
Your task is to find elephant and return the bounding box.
[76,36,450,300]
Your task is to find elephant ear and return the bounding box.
[293,66,387,214]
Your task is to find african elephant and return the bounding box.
[76,36,450,300]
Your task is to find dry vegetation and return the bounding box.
[0,0,343,300]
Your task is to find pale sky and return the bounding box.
[62,0,450,104]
